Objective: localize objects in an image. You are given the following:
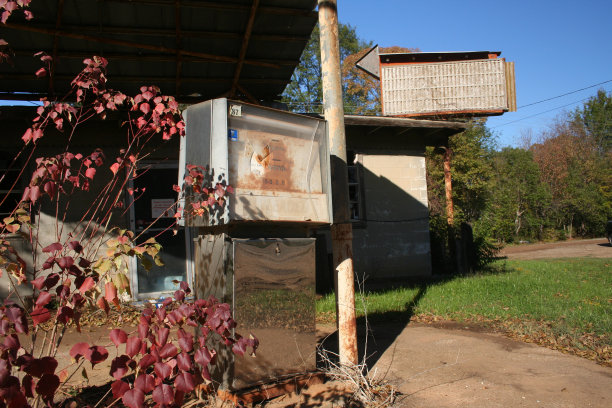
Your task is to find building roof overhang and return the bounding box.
[0,0,317,103]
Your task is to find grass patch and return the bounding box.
[317,258,611,365]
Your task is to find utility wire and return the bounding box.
[493,97,594,128]
[518,79,612,109]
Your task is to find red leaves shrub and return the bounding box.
[106,284,257,408]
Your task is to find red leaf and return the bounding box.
[68,240,83,253]
[122,387,145,408]
[31,276,45,290]
[57,256,74,270]
[35,291,52,308]
[194,348,213,367]
[152,384,174,406]
[35,373,59,397]
[35,67,47,78]
[178,334,193,352]
[22,128,33,144]
[70,342,88,361]
[111,379,130,399]
[110,355,130,380]
[43,181,56,198]
[31,307,50,326]
[174,290,185,302]
[105,281,118,304]
[42,242,62,253]
[138,353,156,369]
[154,362,171,380]
[137,322,149,339]
[44,273,60,288]
[126,337,141,358]
[139,103,150,114]
[97,296,110,315]
[134,373,155,393]
[110,162,120,175]
[22,357,57,378]
[156,326,169,346]
[174,372,195,393]
[110,329,128,347]
[159,343,178,359]
[176,352,192,371]
[3,334,20,351]
[22,374,35,398]
[78,277,95,294]
[57,306,74,324]
[85,345,108,367]
[85,167,96,179]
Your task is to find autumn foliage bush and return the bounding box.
[0,5,253,405]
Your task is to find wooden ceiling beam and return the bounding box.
[0,73,289,85]
[49,0,65,95]
[101,0,317,17]
[5,23,284,68]
[26,23,310,42]
[230,0,259,97]
[12,49,298,66]
[175,0,182,97]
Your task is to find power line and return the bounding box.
[493,97,594,128]
[518,79,612,109]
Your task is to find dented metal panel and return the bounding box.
[181,99,332,225]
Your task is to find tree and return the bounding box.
[483,148,551,242]
[426,120,497,271]
[574,89,612,155]
[282,23,369,113]
[531,107,611,238]
[282,23,417,114]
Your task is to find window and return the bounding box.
[0,152,24,220]
[347,151,363,222]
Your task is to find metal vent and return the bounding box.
[381,59,513,116]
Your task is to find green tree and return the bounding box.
[427,120,496,227]
[574,89,612,155]
[282,23,418,114]
[426,121,497,271]
[483,148,551,242]
[282,23,369,113]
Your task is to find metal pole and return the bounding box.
[443,146,463,273]
[318,0,358,366]
[443,146,454,227]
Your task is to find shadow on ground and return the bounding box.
[318,263,513,372]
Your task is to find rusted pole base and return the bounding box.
[331,222,358,366]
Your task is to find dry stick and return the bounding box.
[92,387,112,408]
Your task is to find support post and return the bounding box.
[442,146,454,227]
[442,146,463,273]
[318,0,358,366]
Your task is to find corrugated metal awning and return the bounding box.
[0,0,317,103]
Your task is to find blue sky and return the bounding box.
[339,0,612,147]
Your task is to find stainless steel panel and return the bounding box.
[193,236,317,390]
[181,99,332,225]
[232,238,316,389]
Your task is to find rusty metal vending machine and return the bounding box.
[179,99,331,389]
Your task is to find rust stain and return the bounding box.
[236,137,304,193]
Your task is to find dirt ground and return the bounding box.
[500,237,611,260]
[52,319,612,408]
[49,239,612,406]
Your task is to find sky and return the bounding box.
[339,0,612,147]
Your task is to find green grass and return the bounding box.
[317,258,611,341]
